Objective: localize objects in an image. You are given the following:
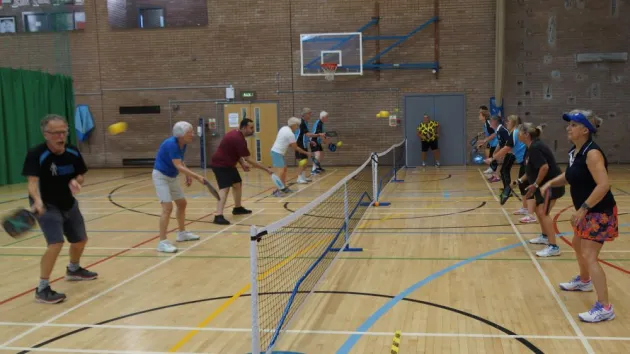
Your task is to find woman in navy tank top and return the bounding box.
[542,109,616,323]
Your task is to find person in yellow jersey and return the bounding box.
[416,113,441,166]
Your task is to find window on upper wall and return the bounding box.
[0,0,85,34]
[107,0,208,30]
[138,7,163,28]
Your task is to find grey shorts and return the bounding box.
[38,201,87,245]
[152,169,185,203]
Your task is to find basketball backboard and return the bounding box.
[300,32,363,77]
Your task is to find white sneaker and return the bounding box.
[578,302,615,323]
[513,207,527,215]
[157,240,177,253]
[297,176,309,184]
[520,215,537,224]
[559,275,593,291]
[536,244,560,257]
[529,234,549,244]
[176,231,200,242]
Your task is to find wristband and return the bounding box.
[580,202,591,211]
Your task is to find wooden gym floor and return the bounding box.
[0,164,629,354]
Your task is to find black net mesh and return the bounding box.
[252,139,405,353]
[254,162,372,352]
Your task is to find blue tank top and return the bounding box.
[511,128,527,164]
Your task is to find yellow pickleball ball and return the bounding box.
[298,159,308,167]
[336,141,342,147]
[108,122,128,135]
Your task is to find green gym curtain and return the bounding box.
[0,67,76,186]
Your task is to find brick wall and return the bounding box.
[0,0,628,168]
[505,0,629,163]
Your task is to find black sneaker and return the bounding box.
[66,266,98,281]
[232,206,252,215]
[213,215,230,225]
[35,286,66,304]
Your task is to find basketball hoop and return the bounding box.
[321,63,338,81]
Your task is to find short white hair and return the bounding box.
[320,111,328,119]
[287,117,301,127]
[173,121,193,137]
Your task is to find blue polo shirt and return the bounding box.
[154,136,186,177]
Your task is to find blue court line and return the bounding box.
[336,242,522,354]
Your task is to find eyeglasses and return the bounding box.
[45,130,68,136]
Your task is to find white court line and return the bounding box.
[0,246,191,251]
[0,348,203,354]
[4,246,630,253]
[2,322,630,341]
[0,210,263,349]
[478,168,595,354]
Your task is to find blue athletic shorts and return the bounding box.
[271,151,285,168]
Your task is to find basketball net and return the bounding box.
[321,63,338,81]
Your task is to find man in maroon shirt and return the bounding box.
[210,119,273,225]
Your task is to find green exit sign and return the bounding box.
[241,91,256,100]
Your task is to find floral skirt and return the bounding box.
[574,205,618,243]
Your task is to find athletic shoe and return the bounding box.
[519,215,537,224]
[232,206,252,215]
[536,244,560,257]
[529,234,548,244]
[513,208,528,215]
[35,286,66,304]
[212,215,230,225]
[66,267,98,281]
[176,231,200,242]
[157,239,178,253]
[578,302,615,323]
[559,275,593,292]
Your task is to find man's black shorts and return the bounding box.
[421,140,438,152]
[311,143,323,152]
[295,143,308,160]
[212,166,242,189]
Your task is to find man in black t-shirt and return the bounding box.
[22,114,97,304]
[310,111,329,175]
[294,108,321,184]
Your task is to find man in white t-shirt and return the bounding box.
[271,117,312,196]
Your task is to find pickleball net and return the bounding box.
[249,138,406,353]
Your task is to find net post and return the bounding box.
[331,182,363,252]
[372,152,391,207]
[391,142,405,183]
[250,225,261,354]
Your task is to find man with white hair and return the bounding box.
[294,108,323,184]
[310,111,329,174]
[270,117,312,196]
[153,121,206,253]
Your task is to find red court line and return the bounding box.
[553,205,630,275]
[0,176,295,306]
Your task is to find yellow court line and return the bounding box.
[168,237,332,352]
